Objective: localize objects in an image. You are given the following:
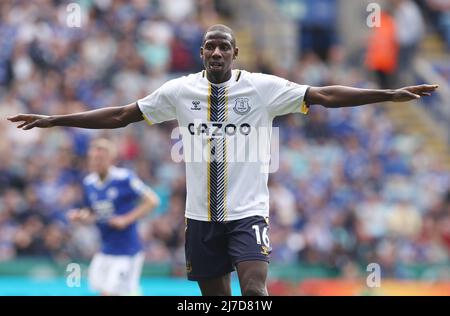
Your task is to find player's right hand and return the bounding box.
[67,209,92,224]
[7,114,53,130]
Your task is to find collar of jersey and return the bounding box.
[92,166,116,189]
[204,69,237,87]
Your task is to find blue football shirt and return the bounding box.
[83,166,151,255]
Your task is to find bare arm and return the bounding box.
[305,84,439,108]
[67,187,159,230]
[108,189,160,230]
[67,208,96,225]
[7,102,144,130]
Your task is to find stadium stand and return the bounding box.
[0,0,448,294]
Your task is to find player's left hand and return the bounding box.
[108,215,132,230]
[392,84,439,102]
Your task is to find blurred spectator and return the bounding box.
[299,0,338,61]
[386,200,422,238]
[392,0,425,84]
[275,0,338,61]
[365,8,399,88]
[356,193,389,241]
[420,0,450,49]
[0,1,448,281]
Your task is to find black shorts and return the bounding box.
[185,215,271,281]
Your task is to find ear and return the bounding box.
[200,46,204,59]
[233,47,239,60]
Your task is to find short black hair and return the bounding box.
[202,24,236,48]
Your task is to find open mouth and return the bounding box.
[209,62,223,69]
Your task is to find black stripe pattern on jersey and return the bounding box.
[208,84,228,222]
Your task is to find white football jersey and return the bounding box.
[138,70,309,222]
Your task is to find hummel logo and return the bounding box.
[191,100,201,110]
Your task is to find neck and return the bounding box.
[98,169,109,181]
[206,70,232,84]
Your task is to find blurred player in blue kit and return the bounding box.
[68,138,160,295]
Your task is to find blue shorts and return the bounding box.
[185,215,271,281]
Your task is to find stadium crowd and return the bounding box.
[0,0,449,279]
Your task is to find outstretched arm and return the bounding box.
[7,102,144,130]
[305,84,439,108]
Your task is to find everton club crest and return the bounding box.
[233,97,251,115]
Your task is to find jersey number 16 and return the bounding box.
[252,225,270,247]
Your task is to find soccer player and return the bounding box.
[68,138,160,296]
[8,25,438,296]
